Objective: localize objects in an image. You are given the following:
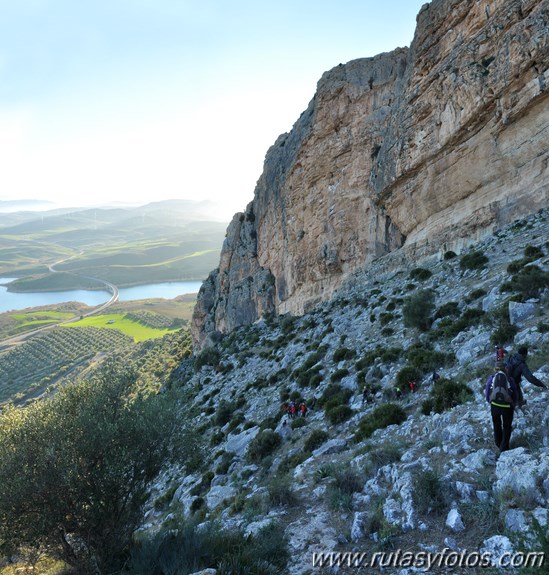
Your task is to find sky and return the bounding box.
[0,0,427,219]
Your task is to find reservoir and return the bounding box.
[0,279,202,314]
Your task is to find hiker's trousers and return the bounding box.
[490,404,514,452]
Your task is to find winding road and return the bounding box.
[0,254,119,349]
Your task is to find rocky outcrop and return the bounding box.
[193,0,549,348]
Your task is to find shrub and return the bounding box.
[443,250,457,260]
[412,469,447,515]
[524,244,544,259]
[318,383,352,408]
[304,429,329,452]
[277,451,310,475]
[290,417,307,429]
[247,430,282,462]
[0,361,180,575]
[426,378,474,414]
[354,404,407,442]
[127,518,288,575]
[409,268,432,281]
[405,343,454,371]
[363,442,403,474]
[333,347,356,362]
[395,365,421,389]
[402,289,435,331]
[267,475,296,507]
[194,346,221,371]
[485,303,518,345]
[460,250,488,270]
[466,288,487,302]
[379,312,395,326]
[512,265,549,299]
[215,400,236,427]
[435,301,460,319]
[330,368,349,383]
[325,404,354,425]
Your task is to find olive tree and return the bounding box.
[0,360,182,574]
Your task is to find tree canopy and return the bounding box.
[0,360,180,574]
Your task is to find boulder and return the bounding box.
[505,509,528,533]
[225,426,260,457]
[445,508,465,532]
[206,485,237,511]
[509,301,538,327]
[479,535,514,567]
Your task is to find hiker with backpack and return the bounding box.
[505,346,547,407]
[485,361,518,452]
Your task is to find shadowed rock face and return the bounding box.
[193,0,549,349]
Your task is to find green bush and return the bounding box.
[395,365,421,389]
[512,265,549,299]
[0,361,180,575]
[524,244,544,259]
[405,343,453,371]
[333,347,356,362]
[354,404,407,442]
[403,289,435,331]
[485,303,518,345]
[460,250,488,270]
[443,250,457,260]
[379,312,395,325]
[290,417,307,429]
[466,288,487,303]
[267,475,296,507]
[425,378,474,414]
[435,301,460,319]
[247,430,282,463]
[194,346,221,371]
[318,383,352,408]
[215,400,236,427]
[304,429,329,452]
[325,404,354,425]
[412,469,447,515]
[127,518,288,575]
[330,368,349,383]
[410,268,432,281]
[277,451,310,475]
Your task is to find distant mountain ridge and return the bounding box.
[192,0,549,349]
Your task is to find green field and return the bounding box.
[0,308,81,339]
[62,313,180,342]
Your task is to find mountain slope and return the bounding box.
[147,209,549,575]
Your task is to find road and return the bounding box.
[0,255,119,349]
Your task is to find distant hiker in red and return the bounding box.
[409,380,417,393]
[300,403,307,417]
[495,345,507,363]
[289,401,297,419]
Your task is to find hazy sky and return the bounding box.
[0,0,426,218]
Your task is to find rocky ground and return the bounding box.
[145,209,549,575]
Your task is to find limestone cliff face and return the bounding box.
[193,0,549,348]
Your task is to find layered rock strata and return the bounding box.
[193,0,549,348]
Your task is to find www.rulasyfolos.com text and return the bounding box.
[312,549,545,570]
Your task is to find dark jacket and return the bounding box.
[485,372,518,407]
[506,353,546,389]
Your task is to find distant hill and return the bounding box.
[0,201,229,289]
[0,199,55,213]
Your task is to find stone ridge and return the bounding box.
[192,0,549,349]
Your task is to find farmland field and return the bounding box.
[62,313,180,342]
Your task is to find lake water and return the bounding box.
[0,279,203,314]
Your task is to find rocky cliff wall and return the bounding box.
[193,0,549,348]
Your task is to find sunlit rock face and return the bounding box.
[193,0,549,349]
